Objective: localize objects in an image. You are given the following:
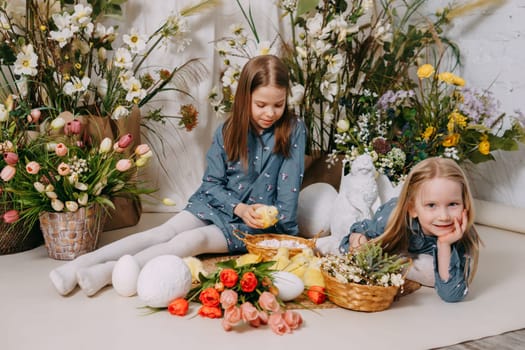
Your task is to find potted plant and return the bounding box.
[0,0,216,233]
[1,117,155,259]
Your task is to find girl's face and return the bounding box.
[250,85,287,133]
[408,177,465,237]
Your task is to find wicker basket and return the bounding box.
[321,268,400,312]
[233,230,317,261]
[39,204,106,260]
[0,220,43,255]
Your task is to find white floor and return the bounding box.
[1,212,525,350]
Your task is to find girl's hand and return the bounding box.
[234,203,264,229]
[437,209,467,246]
[349,233,368,250]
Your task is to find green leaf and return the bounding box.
[296,0,320,16]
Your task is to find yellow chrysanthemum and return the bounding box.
[417,64,435,79]
[422,126,435,141]
[438,72,455,84]
[442,133,460,147]
[453,75,465,87]
[479,135,490,155]
[447,111,467,132]
[438,72,464,86]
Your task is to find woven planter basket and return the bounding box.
[39,204,106,260]
[0,220,43,255]
[233,231,316,261]
[321,268,400,312]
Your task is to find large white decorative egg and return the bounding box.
[136,255,192,308]
[272,271,305,301]
[112,254,141,297]
[297,183,337,238]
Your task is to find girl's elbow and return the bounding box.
[436,284,468,303]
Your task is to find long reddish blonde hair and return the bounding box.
[223,55,295,168]
[375,157,482,283]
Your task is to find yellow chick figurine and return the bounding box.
[255,205,279,229]
[236,253,262,266]
[283,248,314,279]
[271,246,291,271]
[183,256,206,283]
[302,256,325,288]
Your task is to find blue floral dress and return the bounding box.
[185,119,306,253]
[339,198,471,302]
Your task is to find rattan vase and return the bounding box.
[39,204,106,260]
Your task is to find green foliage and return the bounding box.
[321,240,409,287]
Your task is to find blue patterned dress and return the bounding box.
[185,119,306,253]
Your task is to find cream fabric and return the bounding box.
[1,211,525,350]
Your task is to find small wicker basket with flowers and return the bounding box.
[320,241,411,312]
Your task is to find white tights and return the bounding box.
[49,211,228,296]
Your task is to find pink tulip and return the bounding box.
[66,119,82,135]
[3,210,19,224]
[26,161,40,174]
[282,310,303,330]
[268,312,291,335]
[57,162,70,176]
[240,302,259,322]
[258,291,281,313]
[117,133,133,148]
[30,109,41,123]
[0,165,16,181]
[134,144,150,156]
[55,143,68,157]
[116,159,132,172]
[221,306,242,331]
[257,310,269,325]
[3,152,18,165]
[219,289,238,310]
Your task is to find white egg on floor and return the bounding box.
[136,255,192,308]
[272,271,305,301]
[112,254,141,297]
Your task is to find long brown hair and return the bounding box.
[375,157,482,283]
[223,55,295,168]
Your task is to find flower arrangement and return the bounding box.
[173,258,304,335]
[321,240,409,287]
[330,63,525,184]
[0,0,213,126]
[0,114,155,231]
[209,0,460,156]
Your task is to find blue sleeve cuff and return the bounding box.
[433,246,469,302]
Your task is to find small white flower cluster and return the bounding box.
[321,253,406,287]
[68,156,88,176]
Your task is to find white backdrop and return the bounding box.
[120,0,525,212]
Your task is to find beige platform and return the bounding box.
[1,208,524,350]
